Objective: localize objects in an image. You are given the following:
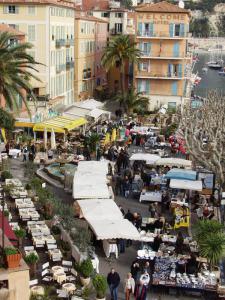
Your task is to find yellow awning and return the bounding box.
[33,116,87,133]
[15,121,34,128]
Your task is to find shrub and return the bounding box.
[93,274,107,298]
[51,225,61,235]
[24,252,39,265]
[61,240,71,252]
[14,228,26,239]
[1,170,13,181]
[4,247,18,255]
[25,183,32,190]
[79,258,93,278]
[3,211,9,218]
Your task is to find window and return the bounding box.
[139,62,149,72]
[28,25,35,41]
[9,24,19,31]
[101,12,109,17]
[115,12,123,18]
[4,5,19,14]
[28,6,35,15]
[174,24,180,37]
[115,23,122,34]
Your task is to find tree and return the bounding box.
[121,0,133,9]
[0,108,14,130]
[102,35,140,97]
[217,14,225,37]
[115,87,149,115]
[179,92,225,188]
[0,31,40,112]
[190,17,211,37]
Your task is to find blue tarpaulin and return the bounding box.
[165,168,197,181]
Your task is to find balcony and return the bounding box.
[136,70,183,80]
[140,51,192,60]
[66,60,74,69]
[110,28,123,35]
[83,71,92,80]
[55,39,66,47]
[66,38,74,47]
[137,31,189,39]
[56,64,66,73]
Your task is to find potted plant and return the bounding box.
[25,183,33,197]
[4,247,21,268]
[79,258,93,286]
[1,170,13,182]
[3,210,9,218]
[14,228,26,248]
[93,274,107,300]
[24,252,39,277]
[60,240,71,259]
[51,225,61,240]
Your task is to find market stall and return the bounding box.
[155,158,192,169]
[130,153,160,164]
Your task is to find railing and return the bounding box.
[66,61,74,69]
[137,31,189,38]
[55,39,66,47]
[110,28,122,35]
[136,70,183,78]
[140,51,191,58]
[66,39,74,47]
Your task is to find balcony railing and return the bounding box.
[66,60,74,69]
[136,70,183,79]
[137,31,189,38]
[140,51,191,59]
[55,39,66,47]
[83,71,92,80]
[66,39,74,47]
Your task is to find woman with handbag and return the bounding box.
[124,272,135,300]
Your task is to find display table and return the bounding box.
[103,240,118,258]
[52,266,66,284]
[8,149,21,158]
[139,191,162,203]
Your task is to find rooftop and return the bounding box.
[135,1,190,14]
[0,24,25,36]
[82,0,109,11]
[75,13,109,23]
[0,0,74,9]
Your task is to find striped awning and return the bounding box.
[33,116,87,133]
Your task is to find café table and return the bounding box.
[52,266,66,284]
[48,248,62,260]
[30,285,44,295]
[25,249,39,257]
[62,283,76,294]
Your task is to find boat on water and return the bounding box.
[202,67,208,73]
[219,67,225,76]
[207,60,223,69]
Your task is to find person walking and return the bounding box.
[124,272,135,300]
[135,270,150,300]
[107,268,120,300]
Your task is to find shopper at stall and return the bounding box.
[124,272,135,300]
[131,261,140,283]
[175,231,184,254]
[152,234,162,251]
[107,268,120,300]
[186,253,198,274]
[123,176,130,198]
[135,270,150,300]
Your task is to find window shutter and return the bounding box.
[172,82,178,96]
[168,64,173,77]
[149,22,154,36]
[137,80,141,92]
[15,6,19,14]
[3,6,8,13]
[178,64,182,77]
[138,22,142,36]
[147,42,151,55]
[146,80,150,94]
[169,23,174,37]
[180,23,185,37]
[173,42,179,57]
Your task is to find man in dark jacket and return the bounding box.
[107,268,120,300]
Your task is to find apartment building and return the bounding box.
[74,14,108,100]
[0,0,75,108]
[135,1,191,110]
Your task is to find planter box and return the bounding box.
[6,253,22,268]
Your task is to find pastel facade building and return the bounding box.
[135,1,191,110]
[74,14,108,100]
[0,0,75,107]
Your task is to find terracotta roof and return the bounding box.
[82,0,109,11]
[136,1,189,14]
[75,13,109,23]
[0,24,25,36]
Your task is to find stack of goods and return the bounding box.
[152,256,177,285]
[176,271,217,290]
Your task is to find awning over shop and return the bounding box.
[165,168,197,181]
[170,179,202,191]
[76,199,140,240]
[155,158,192,168]
[33,116,87,133]
[76,99,104,110]
[0,215,18,246]
[87,108,111,120]
[130,153,160,164]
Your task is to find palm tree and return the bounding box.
[102,35,140,96]
[0,31,40,112]
[115,87,149,115]
[193,219,224,244]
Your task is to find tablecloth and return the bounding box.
[62,283,76,294]
[103,240,118,258]
[139,192,162,203]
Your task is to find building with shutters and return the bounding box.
[74,13,108,100]
[135,1,191,111]
[0,0,75,108]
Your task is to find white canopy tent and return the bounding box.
[87,108,111,120]
[77,199,122,220]
[77,161,108,174]
[86,219,140,240]
[76,99,104,110]
[73,173,108,186]
[155,158,192,168]
[130,153,160,164]
[170,179,203,191]
[73,183,111,199]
